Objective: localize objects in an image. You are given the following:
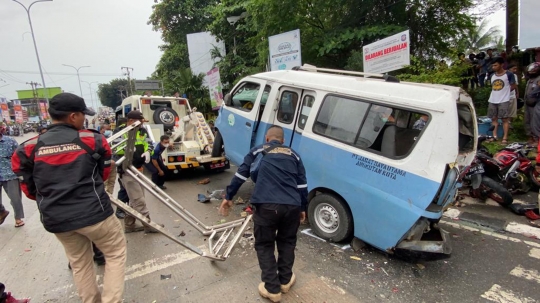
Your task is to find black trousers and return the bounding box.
[145,162,166,187]
[253,203,301,294]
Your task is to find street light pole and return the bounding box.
[63,64,90,97]
[12,0,53,105]
[81,81,98,110]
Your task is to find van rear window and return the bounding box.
[313,95,428,158]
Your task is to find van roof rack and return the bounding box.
[292,64,400,83]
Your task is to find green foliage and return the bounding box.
[455,18,501,53]
[97,78,130,109]
[397,56,468,86]
[467,86,492,115]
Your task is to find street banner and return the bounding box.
[13,100,23,123]
[39,101,49,120]
[206,67,224,108]
[363,30,410,74]
[268,29,302,71]
[520,0,540,49]
[0,98,10,123]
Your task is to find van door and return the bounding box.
[272,87,303,147]
[218,80,268,165]
[290,91,316,151]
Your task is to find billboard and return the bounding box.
[206,67,224,108]
[39,101,49,120]
[519,0,540,49]
[0,98,10,123]
[268,29,302,71]
[186,32,226,78]
[13,100,23,123]
[363,30,410,74]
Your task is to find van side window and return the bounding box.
[124,104,132,115]
[231,82,261,112]
[277,91,299,124]
[298,95,315,130]
[313,95,369,144]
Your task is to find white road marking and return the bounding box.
[505,222,540,239]
[510,265,540,285]
[300,228,350,250]
[441,221,540,247]
[49,248,200,294]
[481,284,536,303]
[529,248,540,259]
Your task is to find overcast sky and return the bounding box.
[0,1,505,109]
[0,0,163,108]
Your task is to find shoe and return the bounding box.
[280,273,296,293]
[0,210,9,225]
[4,292,30,303]
[124,225,145,233]
[258,283,281,302]
[115,209,126,219]
[158,185,167,190]
[144,223,164,234]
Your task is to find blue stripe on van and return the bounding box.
[295,135,441,251]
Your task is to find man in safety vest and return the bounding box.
[119,110,163,233]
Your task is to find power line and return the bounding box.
[0,69,122,77]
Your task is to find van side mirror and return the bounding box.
[224,93,232,106]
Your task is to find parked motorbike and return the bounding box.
[460,136,511,206]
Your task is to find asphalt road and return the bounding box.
[1,132,539,302]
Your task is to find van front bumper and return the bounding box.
[393,218,451,260]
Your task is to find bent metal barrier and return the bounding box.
[107,122,252,261]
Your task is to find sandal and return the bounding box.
[15,221,25,228]
[501,139,508,145]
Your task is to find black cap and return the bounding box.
[127,110,144,120]
[49,93,96,116]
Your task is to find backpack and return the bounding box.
[249,144,282,183]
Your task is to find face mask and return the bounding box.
[104,130,112,137]
[163,144,170,148]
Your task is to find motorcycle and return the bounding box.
[460,136,512,206]
[479,140,540,194]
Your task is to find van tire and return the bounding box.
[211,131,224,157]
[308,194,353,242]
[153,107,178,130]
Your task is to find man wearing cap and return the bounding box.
[118,110,163,233]
[11,93,127,303]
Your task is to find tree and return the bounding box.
[97,78,130,109]
[456,19,501,53]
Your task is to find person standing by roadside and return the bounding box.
[0,126,25,228]
[507,64,519,129]
[525,62,540,146]
[219,126,308,303]
[11,93,126,303]
[118,110,163,233]
[145,135,170,190]
[487,57,517,144]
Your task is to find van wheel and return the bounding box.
[308,194,353,242]
[211,131,224,157]
[153,107,178,130]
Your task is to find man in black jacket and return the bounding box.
[219,126,308,303]
[12,93,126,303]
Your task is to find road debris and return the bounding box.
[197,194,210,203]
[178,231,186,237]
[234,197,245,204]
[350,256,362,261]
[160,274,171,280]
[198,178,211,185]
[416,264,425,270]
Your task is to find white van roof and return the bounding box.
[250,70,465,111]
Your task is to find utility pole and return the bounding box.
[121,67,134,96]
[26,81,41,120]
[118,86,126,100]
[63,64,90,96]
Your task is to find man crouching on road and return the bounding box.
[219,125,308,303]
[12,93,126,303]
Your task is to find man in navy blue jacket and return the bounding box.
[219,125,308,303]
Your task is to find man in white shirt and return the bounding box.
[487,57,517,144]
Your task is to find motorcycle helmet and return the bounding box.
[526,62,540,77]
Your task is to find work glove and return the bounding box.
[142,151,151,164]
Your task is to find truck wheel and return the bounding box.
[211,131,224,157]
[308,193,353,242]
[153,107,178,130]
